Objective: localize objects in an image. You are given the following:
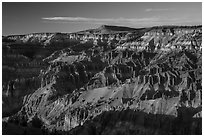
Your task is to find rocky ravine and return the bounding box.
[2,25,202,135]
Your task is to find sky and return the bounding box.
[2,2,202,35]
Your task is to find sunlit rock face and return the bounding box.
[2,25,202,135]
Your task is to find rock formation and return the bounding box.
[2,25,202,135]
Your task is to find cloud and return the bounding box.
[41,16,193,27]
[42,16,160,25]
[145,8,173,12]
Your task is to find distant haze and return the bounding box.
[2,2,202,36]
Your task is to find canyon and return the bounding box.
[2,25,202,135]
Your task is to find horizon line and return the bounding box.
[3,24,202,36]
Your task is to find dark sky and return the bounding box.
[2,2,202,35]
